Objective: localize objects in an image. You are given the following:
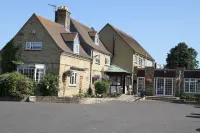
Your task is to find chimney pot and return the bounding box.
[55,6,71,31]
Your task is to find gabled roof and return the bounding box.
[70,19,111,55]
[105,64,130,73]
[35,14,91,59]
[61,33,77,42]
[106,24,154,61]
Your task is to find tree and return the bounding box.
[166,42,199,69]
[1,40,22,73]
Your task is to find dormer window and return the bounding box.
[73,34,80,55]
[95,34,99,45]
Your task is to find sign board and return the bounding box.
[29,96,36,103]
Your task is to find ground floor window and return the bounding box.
[184,78,200,93]
[69,72,77,86]
[17,64,46,83]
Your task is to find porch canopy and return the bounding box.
[104,64,130,75]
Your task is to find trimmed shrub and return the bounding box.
[39,74,59,96]
[180,93,200,101]
[0,72,36,99]
[94,80,110,95]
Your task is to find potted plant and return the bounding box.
[145,78,152,83]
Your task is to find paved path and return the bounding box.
[0,101,200,133]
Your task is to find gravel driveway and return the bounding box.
[0,101,199,133]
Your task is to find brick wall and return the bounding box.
[145,67,155,96]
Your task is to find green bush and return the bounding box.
[94,80,110,95]
[180,93,200,101]
[0,72,36,99]
[39,73,59,96]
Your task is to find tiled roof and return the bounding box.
[105,64,130,73]
[88,31,97,37]
[35,14,91,59]
[61,33,77,42]
[108,24,154,61]
[71,19,111,55]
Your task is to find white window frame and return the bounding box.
[69,71,77,87]
[25,42,32,50]
[105,57,110,66]
[95,55,100,64]
[73,43,79,55]
[17,64,46,83]
[25,42,43,50]
[95,34,99,45]
[184,78,200,93]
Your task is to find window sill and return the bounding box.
[24,49,42,51]
[69,84,77,87]
[105,64,110,67]
[184,92,200,94]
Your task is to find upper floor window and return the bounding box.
[73,34,80,54]
[94,55,100,64]
[105,58,110,66]
[139,57,143,66]
[134,55,138,64]
[95,34,99,45]
[25,42,42,50]
[73,43,79,54]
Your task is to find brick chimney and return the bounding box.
[55,6,71,31]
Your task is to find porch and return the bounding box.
[104,64,131,94]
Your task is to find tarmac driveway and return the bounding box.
[0,100,199,133]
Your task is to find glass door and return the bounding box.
[156,78,164,95]
[165,78,173,95]
[137,77,145,95]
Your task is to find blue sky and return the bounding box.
[0,0,200,64]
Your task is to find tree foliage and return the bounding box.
[94,80,110,95]
[39,73,59,96]
[1,40,22,73]
[166,42,199,69]
[0,72,36,99]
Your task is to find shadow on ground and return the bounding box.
[194,106,200,108]
[196,128,200,132]
[186,113,200,119]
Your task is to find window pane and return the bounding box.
[26,42,31,49]
[72,75,74,84]
[190,82,196,93]
[190,79,195,81]
[185,79,189,82]
[184,82,189,92]
[32,42,42,50]
[196,82,200,93]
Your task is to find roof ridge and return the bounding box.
[34,13,65,27]
[71,18,93,31]
[108,23,154,60]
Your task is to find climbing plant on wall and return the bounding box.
[1,40,23,73]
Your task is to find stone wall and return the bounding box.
[59,54,91,97]
[13,14,63,75]
[145,67,155,96]
[36,96,80,103]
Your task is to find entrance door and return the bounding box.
[155,78,173,96]
[156,78,164,95]
[137,77,145,95]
